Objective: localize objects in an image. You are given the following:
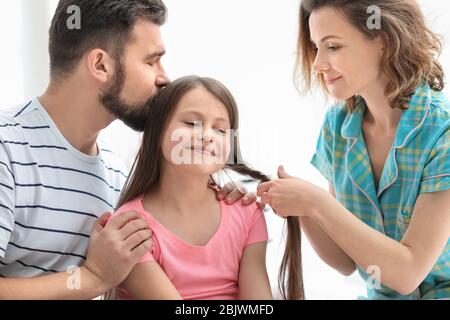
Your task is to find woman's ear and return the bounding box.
[85,49,115,84]
[375,35,386,55]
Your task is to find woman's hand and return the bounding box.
[256,166,332,218]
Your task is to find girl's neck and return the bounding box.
[146,165,217,217]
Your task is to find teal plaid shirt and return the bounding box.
[311,83,450,300]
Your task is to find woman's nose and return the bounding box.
[312,51,331,73]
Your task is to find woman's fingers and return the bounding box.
[256,181,273,197]
[260,192,272,206]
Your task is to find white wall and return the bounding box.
[1,0,450,299]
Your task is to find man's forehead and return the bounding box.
[129,19,164,48]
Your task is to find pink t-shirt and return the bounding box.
[114,195,268,300]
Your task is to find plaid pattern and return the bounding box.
[311,84,450,300]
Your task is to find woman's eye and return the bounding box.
[328,45,341,52]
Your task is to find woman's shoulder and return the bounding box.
[319,101,350,138]
[428,90,450,124]
[418,89,450,144]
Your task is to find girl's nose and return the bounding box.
[197,129,215,143]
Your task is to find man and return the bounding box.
[0,0,255,299]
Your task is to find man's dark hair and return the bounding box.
[49,0,167,79]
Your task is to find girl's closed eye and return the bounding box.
[183,121,202,127]
[214,127,228,135]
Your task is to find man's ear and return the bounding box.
[85,49,115,85]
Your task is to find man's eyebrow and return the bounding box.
[311,35,342,45]
[144,50,166,60]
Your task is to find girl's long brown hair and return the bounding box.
[108,76,304,300]
[296,0,445,111]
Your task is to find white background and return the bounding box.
[1,0,449,299]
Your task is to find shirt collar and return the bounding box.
[340,83,431,148]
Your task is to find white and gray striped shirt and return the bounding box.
[0,98,128,277]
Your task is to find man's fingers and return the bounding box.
[256,181,273,197]
[93,212,111,234]
[216,183,234,200]
[106,211,142,230]
[120,219,152,241]
[224,188,245,204]
[256,200,266,210]
[131,238,154,260]
[125,229,153,252]
[241,192,257,206]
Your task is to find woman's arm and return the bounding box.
[238,242,272,300]
[312,188,450,295]
[299,184,356,276]
[121,262,182,300]
[258,167,450,295]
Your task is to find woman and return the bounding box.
[258,0,450,299]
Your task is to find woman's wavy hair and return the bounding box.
[296,0,445,111]
[105,75,305,300]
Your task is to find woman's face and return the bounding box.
[309,7,385,100]
[161,86,232,177]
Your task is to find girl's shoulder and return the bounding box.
[113,196,145,217]
[221,201,265,227]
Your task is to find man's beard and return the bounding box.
[99,62,158,132]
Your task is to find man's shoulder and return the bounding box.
[0,100,41,137]
[97,139,130,179]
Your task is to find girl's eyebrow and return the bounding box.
[179,110,228,123]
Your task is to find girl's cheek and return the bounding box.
[219,140,231,164]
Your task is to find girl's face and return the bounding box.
[161,86,232,177]
[309,7,385,100]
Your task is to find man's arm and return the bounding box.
[0,211,153,299]
[0,266,106,300]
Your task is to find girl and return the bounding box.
[258,0,450,299]
[109,76,304,300]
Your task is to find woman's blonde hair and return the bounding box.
[296,0,445,111]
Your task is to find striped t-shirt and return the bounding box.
[0,98,128,277]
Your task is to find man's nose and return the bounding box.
[156,65,170,87]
